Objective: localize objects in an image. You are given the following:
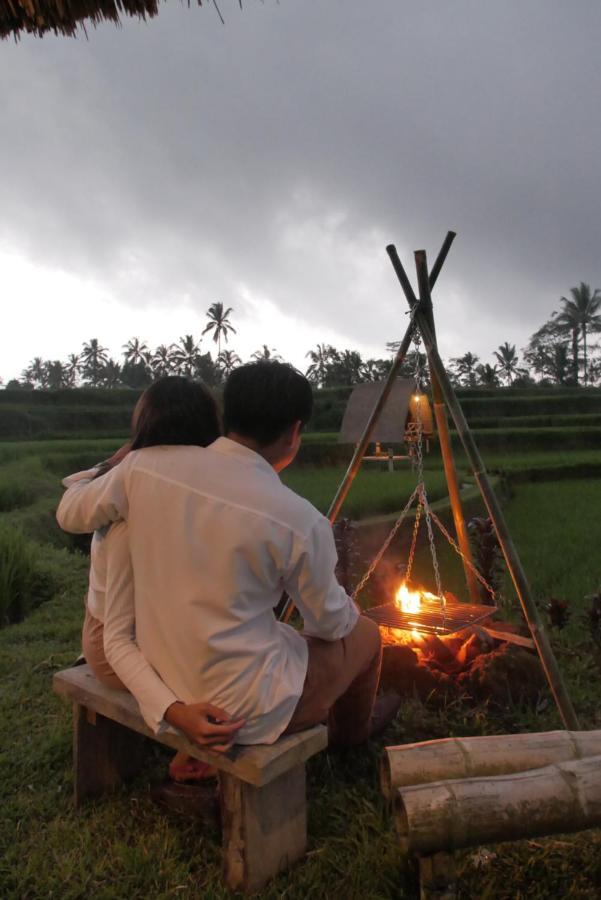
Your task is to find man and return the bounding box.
[56,362,399,749]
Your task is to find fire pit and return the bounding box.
[368,582,545,706]
[365,581,496,636]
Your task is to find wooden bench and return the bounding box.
[53,665,327,894]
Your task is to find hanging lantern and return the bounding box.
[405,391,434,444]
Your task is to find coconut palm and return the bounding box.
[45,360,69,390]
[65,354,81,387]
[172,335,202,377]
[493,342,521,386]
[22,356,47,388]
[450,352,480,387]
[122,337,150,368]
[475,363,500,387]
[554,282,601,386]
[202,302,236,357]
[98,359,122,388]
[324,349,364,387]
[150,344,176,378]
[251,345,282,361]
[305,344,336,387]
[217,349,241,378]
[80,338,110,387]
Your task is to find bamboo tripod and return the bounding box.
[281,231,579,731]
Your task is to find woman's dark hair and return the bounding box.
[130,377,221,450]
[223,361,313,446]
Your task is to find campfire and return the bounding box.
[365,581,545,706]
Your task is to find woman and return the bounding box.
[70,377,242,779]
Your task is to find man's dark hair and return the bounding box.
[223,361,313,446]
[130,376,222,450]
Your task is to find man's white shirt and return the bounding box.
[57,438,358,744]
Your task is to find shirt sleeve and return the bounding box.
[102,522,179,735]
[284,515,359,641]
[56,456,133,534]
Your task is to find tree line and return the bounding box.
[6,284,601,391]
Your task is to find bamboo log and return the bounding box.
[381,730,601,801]
[395,754,601,856]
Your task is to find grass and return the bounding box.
[1,439,601,896]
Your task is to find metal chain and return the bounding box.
[351,484,421,601]
[420,488,445,630]
[429,508,497,601]
[405,499,422,583]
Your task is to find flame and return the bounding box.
[394,581,444,639]
[395,582,422,614]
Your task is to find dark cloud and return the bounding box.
[1,0,601,368]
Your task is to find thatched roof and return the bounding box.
[1,0,162,39]
[1,0,239,40]
[339,379,417,444]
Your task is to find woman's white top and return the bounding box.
[57,439,358,744]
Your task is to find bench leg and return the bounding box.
[418,852,457,900]
[219,764,307,893]
[73,702,146,807]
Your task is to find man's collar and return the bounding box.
[208,436,277,476]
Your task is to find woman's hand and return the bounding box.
[102,442,132,469]
[165,701,245,752]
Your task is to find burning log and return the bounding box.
[394,754,601,856]
[381,729,601,801]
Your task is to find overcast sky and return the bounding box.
[1,1,601,382]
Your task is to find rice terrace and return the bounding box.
[3,3,601,899]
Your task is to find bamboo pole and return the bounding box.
[395,754,601,856]
[415,250,480,602]
[326,233,456,527]
[387,244,580,730]
[280,236,456,624]
[381,730,601,801]
[386,242,480,602]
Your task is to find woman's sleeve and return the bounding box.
[56,456,132,534]
[103,522,179,734]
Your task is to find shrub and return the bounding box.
[0,479,36,512]
[0,525,58,625]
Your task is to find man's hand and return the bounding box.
[165,701,245,753]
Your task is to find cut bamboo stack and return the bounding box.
[383,731,601,899]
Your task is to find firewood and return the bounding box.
[394,754,601,856]
[381,729,601,801]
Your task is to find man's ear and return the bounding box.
[287,420,302,446]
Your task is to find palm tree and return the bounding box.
[22,356,47,388]
[217,349,241,378]
[554,282,601,386]
[305,344,336,387]
[150,344,176,379]
[80,338,110,387]
[122,337,150,368]
[46,360,69,390]
[475,363,500,387]
[493,342,521,386]
[251,345,282,361]
[65,354,81,387]
[202,302,236,356]
[450,352,480,387]
[98,359,122,388]
[172,335,202,377]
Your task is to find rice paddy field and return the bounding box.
[1,430,601,898]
